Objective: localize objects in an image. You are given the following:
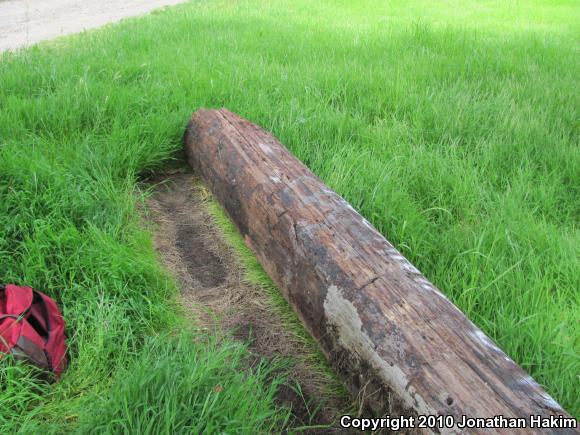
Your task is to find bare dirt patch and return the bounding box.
[146,169,351,432]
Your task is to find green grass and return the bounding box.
[0,0,578,427]
[75,332,290,434]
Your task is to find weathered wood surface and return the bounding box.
[184,108,575,434]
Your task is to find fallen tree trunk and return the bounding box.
[184,108,574,434]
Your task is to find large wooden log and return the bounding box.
[184,108,575,434]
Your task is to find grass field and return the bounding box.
[0,0,578,429]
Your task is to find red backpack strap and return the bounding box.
[12,322,50,370]
[2,284,34,317]
[0,285,34,353]
[35,291,67,375]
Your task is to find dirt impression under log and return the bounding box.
[184,108,574,434]
[146,170,352,431]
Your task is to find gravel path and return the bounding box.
[0,0,186,51]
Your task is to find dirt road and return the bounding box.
[0,0,186,51]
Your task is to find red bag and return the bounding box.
[0,284,67,377]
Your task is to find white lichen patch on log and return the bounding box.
[324,286,441,430]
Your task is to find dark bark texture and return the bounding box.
[184,108,574,434]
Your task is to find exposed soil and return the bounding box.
[0,0,186,52]
[146,169,351,433]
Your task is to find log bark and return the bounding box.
[184,108,575,434]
